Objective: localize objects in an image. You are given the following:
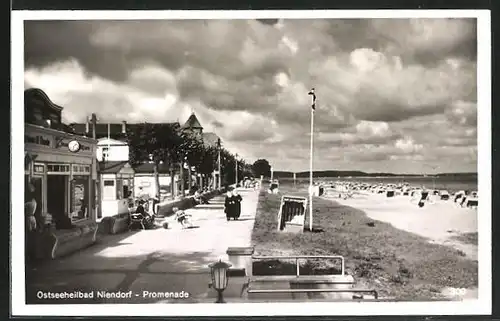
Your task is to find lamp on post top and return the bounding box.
[208,259,231,303]
[216,138,222,190]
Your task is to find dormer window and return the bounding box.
[48,112,60,128]
[33,107,43,122]
[102,147,109,161]
[25,88,64,127]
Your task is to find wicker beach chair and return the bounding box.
[277,195,308,233]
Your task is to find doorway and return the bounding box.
[47,175,67,218]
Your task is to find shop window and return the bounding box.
[121,177,134,199]
[116,179,123,199]
[72,164,90,174]
[70,176,90,222]
[103,179,115,201]
[34,163,44,174]
[47,164,71,174]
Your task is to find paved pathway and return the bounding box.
[26,188,260,304]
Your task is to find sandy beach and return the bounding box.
[322,189,479,300]
[325,191,478,261]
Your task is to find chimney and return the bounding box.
[91,113,97,139]
[85,117,89,134]
[122,121,127,134]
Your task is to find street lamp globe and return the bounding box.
[209,259,232,303]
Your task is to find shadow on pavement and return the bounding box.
[232,217,255,222]
[26,246,218,304]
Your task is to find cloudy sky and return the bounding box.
[24,17,478,174]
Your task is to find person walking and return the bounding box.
[224,189,236,221]
[233,189,243,219]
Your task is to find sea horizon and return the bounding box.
[278,175,478,194]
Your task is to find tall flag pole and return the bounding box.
[107,122,111,162]
[308,88,316,232]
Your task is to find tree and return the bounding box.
[127,123,184,200]
[198,145,217,188]
[162,123,188,199]
[179,130,204,195]
[240,160,253,179]
[127,123,173,199]
[252,159,271,178]
[219,148,235,186]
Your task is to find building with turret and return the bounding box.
[68,111,221,207]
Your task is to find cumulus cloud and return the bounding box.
[23,17,478,173]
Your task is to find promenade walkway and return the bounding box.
[26,188,260,304]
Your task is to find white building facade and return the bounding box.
[96,138,129,162]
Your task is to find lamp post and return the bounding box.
[235,153,239,186]
[217,138,222,190]
[209,260,231,303]
[307,88,316,232]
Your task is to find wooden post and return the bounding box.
[180,162,185,197]
[187,162,192,192]
[90,113,101,220]
[170,169,175,200]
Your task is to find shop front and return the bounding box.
[25,123,99,259]
[98,161,135,221]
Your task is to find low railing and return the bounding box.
[251,255,345,277]
[246,288,378,299]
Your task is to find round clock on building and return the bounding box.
[68,140,81,153]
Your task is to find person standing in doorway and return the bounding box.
[25,183,38,263]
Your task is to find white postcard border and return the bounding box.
[11,9,491,316]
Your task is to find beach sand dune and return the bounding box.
[326,192,478,261]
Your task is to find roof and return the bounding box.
[69,122,179,139]
[97,137,128,146]
[183,113,203,129]
[133,162,173,174]
[25,122,97,144]
[25,88,63,112]
[202,132,220,147]
[98,161,130,174]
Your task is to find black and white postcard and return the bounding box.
[11,9,491,317]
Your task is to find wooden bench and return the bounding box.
[157,190,222,217]
[247,255,377,300]
[48,221,99,259]
[99,212,130,235]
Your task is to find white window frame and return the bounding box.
[46,163,71,175]
[70,174,91,223]
[102,179,116,201]
[72,164,91,175]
